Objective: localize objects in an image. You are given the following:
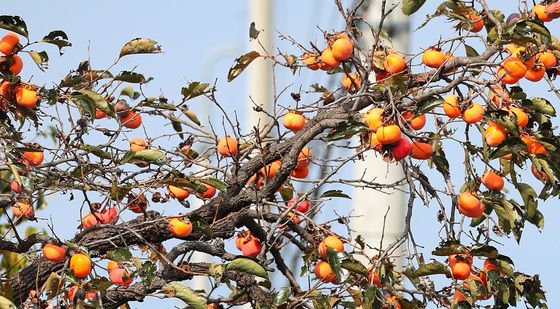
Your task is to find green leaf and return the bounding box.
[138,261,157,287]
[28,51,49,71]
[490,138,527,160]
[181,82,209,101]
[225,257,269,279]
[119,38,161,58]
[327,249,348,283]
[114,71,152,84]
[469,245,498,258]
[464,44,479,57]
[432,241,466,256]
[188,214,212,237]
[273,287,291,306]
[106,248,133,262]
[493,199,517,234]
[402,0,426,15]
[340,259,368,276]
[525,97,556,116]
[60,70,114,88]
[207,263,224,283]
[89,277,113,291]
[416,96,442,114]
[326,121,368,142]
[195,178,226,191]
[227,51,260,82]
[73,89,113,116]
[414,261,451,277]
[45,272,63,299]
[120,87,140,100]
[41,30,71,54]
[320,189,351,199]
[133,149,166,162]
[82,144,111,160]
[161,282,207,309]
[516,183,538,218]
[0,15,28,38]
[181,108,201,126]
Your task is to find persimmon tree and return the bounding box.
[0,0,559,308]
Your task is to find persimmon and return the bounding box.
[168,185,190,200]
[480,259,502,284]
[390,137,411,161]
[12,201,34,219]
[402,111,426,130]
[452,262,471,280]
[376,125,401,145]
[262,160,281,178]
[129,137,148,152]
[453,290,467,302]
[296,147,312,170]
[241,235,262,257]
[314,261,336,283]
[42,244,67,263]
[489,85,511,105]
[383,53,406,74]
[481,171,504,191]
[197,183,216,199]
[127,193,148,213]
[109,267,133,286]
[283,111,306,132]
[468,12,484,32]
[22,149,44,166]
[291,165,308,178]
[422,48,446,68]
[363,108,384,131]
[370,133,382,151]
[10,179,22,194]
[341,72,361,92]
[386,296,402,309]
[168,217,193,238]
[331,34,353,61]
[521,135,548,155]
[410,141,433,160]
[484,121,507,147]
[70,253,92,278]
[0,32,19,55]
[82,212,100,228]
[531,164,549,181]
[458,192,484,218]
[320,47,340,69]
[120,111,142,129]
[99,207,117,224]
[461,103,484,124]
[318,235,344,259]
[107,260,119,272]
[508,107,529,127]
[217,136,238,157]
[95,109,107,119]
[375,70,390,83]
[368,271,381,287]
[287,211,301,224]
[449,254,472,268]
[15,85,38,108]
[502,57,527,79]
[8,54,23,74]
[288,196,310,213]
[532,4,553,22]
[67,286,96,302]
[497,67,519,84]
[537,51,557,68]
[524,56,545,82]
[302,52,320,70]
[443,95,461,118]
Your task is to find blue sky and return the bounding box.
[4,1,559,308]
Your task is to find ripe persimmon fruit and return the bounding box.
[497,67,519,84]
[410,141,433,160]
[443,95,461,118]
[197,184,217,199]
[368,271,381,287]
[481,171,504,191]
[370,133,382,151]
[341,72,361,93]
[22,149,44,166]
[120,111,142,129]
[109,267,133,286]
[318,235,344,259]
[302,52,320,70]
[422,48,446,68]
[168,217,193,238]
[331,34,353,61]
[95,109,107,119]
[168,185,190,200]
[217,136,238,157]
[283,111,306,132]
[107,260,119,272]
[390,137,411,161]
[521,135,548,155]
[42,244,67,263]
[508,106,529,127]
[537,51,557,68]
[458,192,484,218]
[402,111,426,130]
[532,4,553,22]
[451,261,471,280]
[485,121,507,147]
[531,164,549,181]
[383,53,406,74]
[320,47,340,69]
[468,12,484,32]
[461,103,484,124]
[288,196,310,213]
[8,55,23,75]
[0,33,19,55]
[296,147,312,170]
[291,165,309,178]
[15,85,38,108]
[241,235,262,257]
[314,261,336,283]
[376,125,402,145]
[502,57,527,79]
[70,253,92,278]
[129,137,148,152]
[363,108,384,132]
[82,212,100,228]
[13,201,34,219]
